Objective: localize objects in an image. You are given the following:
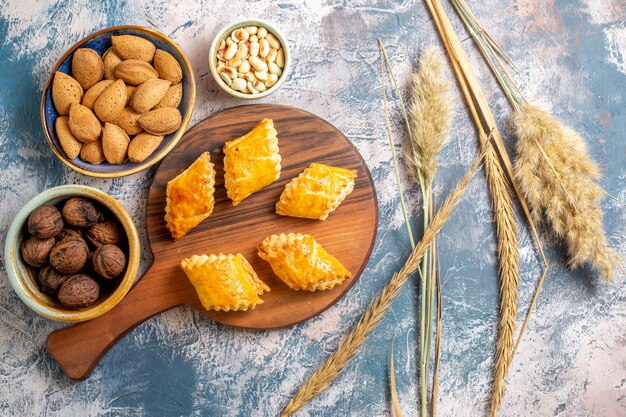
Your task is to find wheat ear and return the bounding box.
[280,146,488,417]
[423,1,522,415]
[482,132,520,416]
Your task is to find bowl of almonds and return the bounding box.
[41,26,196,178]
[209,19,290,98]
[4,185,140,322]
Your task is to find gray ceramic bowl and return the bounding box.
[209,19,291,99]
[41,25,196,178]
[4,185,140,322]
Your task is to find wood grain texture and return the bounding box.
[47,104,378,380]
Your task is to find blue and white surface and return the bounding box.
[0,1,624,416]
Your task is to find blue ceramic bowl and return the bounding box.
[41,26,196,178]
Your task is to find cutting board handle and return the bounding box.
[46,265,183,380]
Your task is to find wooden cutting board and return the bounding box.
[47,104,378,380]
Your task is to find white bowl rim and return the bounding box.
[4,185,140,322]
[208,18,291,100]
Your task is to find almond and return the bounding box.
[128,132,164,162]
[114,59,158,86]
[71,48,104,90]
[114,106,143,136]
[52,72,83,115]
[103,48,122,80]
[111,35,156,62]
[82,80,114,110]
[138,108,182,135]
[102,123,130,164]
[93,79,127,122]
[154,83,183,109]
[131,79,171,113]
[55,116,82,159]
[80,138,105,164]
[153,49,183,83]
[68,103,101,143]
[125,85,136,106]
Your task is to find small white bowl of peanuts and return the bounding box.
[209,19,290,99]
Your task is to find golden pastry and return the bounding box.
[275,162,357,220]
[223,118,281,206]
[180,253,270,312]
[164,152,215,240]
[257,233,351,291]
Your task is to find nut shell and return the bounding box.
[102,122,130,164]
[153,49,183,83]
[68,103,101,143]
[58,274,100,309]
[28,205,64,239]
[154,82,182,109]
[80,138,105,164]
[92,244,126,279]
[52,72,83,116]
[62,197,101,228]
[138,107,182,135]
[111,35,156,62]
[56,228,82,241]
[21,236,56,268]
[127,132,163,163]
[93,79,127,123]
[82,79,114,110]
[86,220,122,248]
[55,116,82,159]
[103,47,122,80]
[114,106,143,136]
[49,237,89,275]
[114,60,158,86]
[38,266,70,296]
[71,48,104,90]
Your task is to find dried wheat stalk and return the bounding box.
[513,102,620,279]
[406,45,454,417]
[423,1,522,415]
[280,146,488,417]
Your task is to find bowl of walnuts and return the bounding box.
[4,185,140,322]
[41,25,196,178]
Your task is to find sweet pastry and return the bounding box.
[257,233,351,291]
[223,118,281,206]
[180,253,270,312]
[275,163,357,220]
[165,152,216,240]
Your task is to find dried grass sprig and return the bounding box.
[280,146,489,417]
[407,47,454,186]
[390,347,404,417]
[513,103,620,279]
[380,43,417,250]
[423,1,531,415]
[406,45,454,417]
[450,0,619,369]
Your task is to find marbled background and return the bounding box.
[0,0,624,416]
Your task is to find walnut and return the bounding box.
[38,266,70,295]
[56,227,82,241]
[58,274,100,309]
[92,244,126,279]
[49,237,89,275]
[28,205,64,239]
[86,220,122,248]
[61,197,102,228]
[21,236,56,268]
